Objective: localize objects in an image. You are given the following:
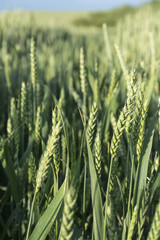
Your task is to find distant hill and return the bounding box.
[73,2,160,28]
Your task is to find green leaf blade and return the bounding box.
[29,181,65,240]
[86,135,104,240]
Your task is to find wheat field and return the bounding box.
[0,3,160,240]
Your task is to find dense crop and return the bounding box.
[0,5,160,240]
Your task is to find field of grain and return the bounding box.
[0,3,160,240]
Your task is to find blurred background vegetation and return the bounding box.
[73,1,160,28]
[0,1,160,29]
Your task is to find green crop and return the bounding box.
[0,4,160,240]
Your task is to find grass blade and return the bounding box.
[133,114,156,207]
[29,181,65,240]
[86,135,104,240]
[0,142,20,202]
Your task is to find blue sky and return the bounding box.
[0,0,151,11]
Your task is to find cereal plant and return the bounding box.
[0,3,160,240]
